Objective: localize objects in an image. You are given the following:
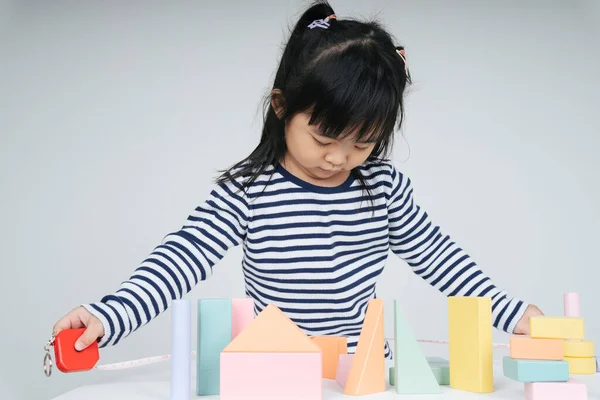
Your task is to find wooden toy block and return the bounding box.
[389,359,450,387]
[427,356,449,364]
[448,296,493,393]
[427,358,450,386]
[336,353,354,387]
[231,298,255,339]
[509,335,564,360]
[564,340,595,358]
[223,304,320,353]
[220,352,322,400]
[502,356,569,382]
[392,300,441,394]
[344,299,386,396]
[220,304,322,399]
[524,378,587,400]
[311,336,347,379]
[530,316,584,340]
[197,299,232,395]
[564,292,581,317]
[564,356,597,374]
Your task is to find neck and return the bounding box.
[280,154,350,188]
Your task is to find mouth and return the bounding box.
[318,167,342,173]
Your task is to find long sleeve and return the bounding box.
[386,164,528,333]
[83,178,249,347]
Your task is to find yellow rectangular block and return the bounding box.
[564,340,595,358]
[564,356,596,374]
[530,317,584,340]
[448,297,493,393]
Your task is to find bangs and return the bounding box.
[292,44,402,145]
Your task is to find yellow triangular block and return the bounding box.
[344,299,385,395]
[223,304,320,353]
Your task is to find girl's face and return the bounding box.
[282,112,376,185]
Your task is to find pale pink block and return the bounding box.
[231,298,255,339]
[220,352,322,400]
[525,378,587,400]
[335,353,354,388]
[564,292,581,317]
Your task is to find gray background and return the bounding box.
[1,0,599,399]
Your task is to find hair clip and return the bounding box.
[308,14,337,29]
[395,47,410,79]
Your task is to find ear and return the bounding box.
[270,89,286,119]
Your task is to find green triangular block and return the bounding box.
[393,300,442,394]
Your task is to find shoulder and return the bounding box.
[358,158,410,184]
[214,160,279,197]
[358,158,413,200]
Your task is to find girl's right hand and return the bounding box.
[53,306,105,351]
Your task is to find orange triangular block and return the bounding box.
[223,304,320,353]
[344,299,386,395]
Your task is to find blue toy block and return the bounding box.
[502,356,569,383]
[197,299,232,395]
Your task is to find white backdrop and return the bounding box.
[1,1,599,399]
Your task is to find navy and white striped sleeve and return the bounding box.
[82,178,249,347]
[385,164,528,333]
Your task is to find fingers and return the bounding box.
[52,307,85,335]
[534,305,545,316]
[53,307,104,351]
[74,318,103,351]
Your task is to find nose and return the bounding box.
[325,152,346,167]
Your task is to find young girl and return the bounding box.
[52,1,542,358]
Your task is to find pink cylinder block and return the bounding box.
[335,353,354,388]
[564,292,580,317]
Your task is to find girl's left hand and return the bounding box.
[514,304,544,335]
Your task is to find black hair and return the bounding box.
[216,0,411,202]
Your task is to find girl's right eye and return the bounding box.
[313,138,330,147]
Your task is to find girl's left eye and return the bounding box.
[314,138,331,147]
[355,146,370,151]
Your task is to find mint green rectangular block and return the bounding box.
[197,299,232,395]
[389,358,449,386]
[502,356,569,382]
[427,358,450,386]
[426,357,449,364]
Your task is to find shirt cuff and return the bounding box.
[504,299,529,334]
[81,303,113,348]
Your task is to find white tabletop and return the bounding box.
[52,363,600,400]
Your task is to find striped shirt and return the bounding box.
[84,159,527,357]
